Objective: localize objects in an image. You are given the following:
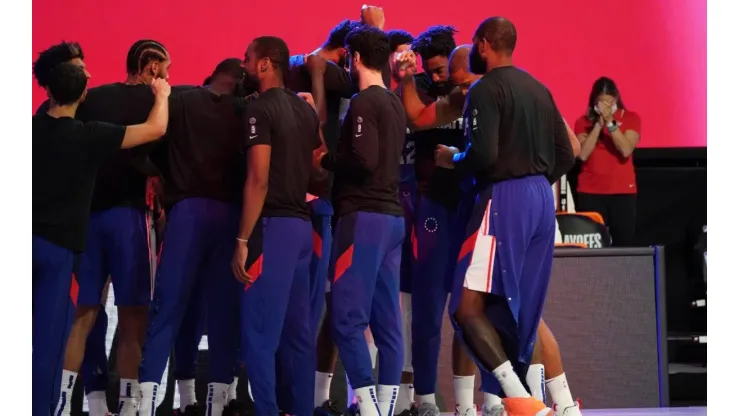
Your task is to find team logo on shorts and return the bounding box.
[249,117,256,125]
[423,217,439,233]
[472,109,478,116]
[357,116,363,123]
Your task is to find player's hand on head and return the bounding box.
[361,4,385,29]
[306,54,328,76]
[434,144,459,169]
[393,50,417,80]
[151,78,171,97]
[298,92,316,109]
[231,242,252,284]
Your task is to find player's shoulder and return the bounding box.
[351,85,389,106]
[621,109,641,122]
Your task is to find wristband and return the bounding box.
[236,237,248,243]
[607,121,619,133]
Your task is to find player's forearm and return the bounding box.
[311,72,328,126]
[578,126,601,161]
[399,76,426,123]
[608,128,636,158]
[237,177,268,241]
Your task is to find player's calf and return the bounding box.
[54,305,100,416]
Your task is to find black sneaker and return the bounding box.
[396,404,419,416]
[342,403,359,416]
[223,399,250,416]
[174,403,202,416]
[314,399,344,416]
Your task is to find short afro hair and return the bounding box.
[387,30,414,52]
[251,36,290,77]
[345,25,391,72]
[325,19,360,50]
[126,40,169,75]
[412,25,457,61]
[47,62,88,106]
[33,41,84,88]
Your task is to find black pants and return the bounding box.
[577,193,637,247]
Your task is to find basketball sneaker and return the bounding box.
[314,399,344,416]
[481,404,506,416]
[554,399,583,416]
[396,403,419,416]
[174,403,202,416]
[416,402,440,416]
[454,404,478,416]
[502,397,554,416]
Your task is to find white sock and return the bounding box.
[453,375,476,414]
[368,340,379,369]
[346,373,356,405]
[378,384,399,416]
[138,382,159,416]
[228,377,239,402]
[54,370,77,416]
[118,379,141,416]
[483,392,503,408]
[493,361,530,398]
[178,379,197,411]
[546,373,575,409]
[205,383,229,416]
[419,393,436,406]
[86,391,109,416]
[354,385,381,416]
[394,383,415,414]
[526,364,546,402]
[315,372,333,407]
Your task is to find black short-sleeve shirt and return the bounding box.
[75,83,160,212]
[244,87,321,220]
[162,87,246,208]
[321,86,405,217]
[33,113,125,251]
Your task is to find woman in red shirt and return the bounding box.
[574,77,641,246]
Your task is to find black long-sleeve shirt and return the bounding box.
[453,66,574,185]
[322,86,405,217]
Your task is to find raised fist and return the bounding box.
[393,50,417,80]
[361,5,385,30]
[151,78,171,97]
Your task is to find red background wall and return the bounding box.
[32,0,706,148]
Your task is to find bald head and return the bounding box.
[449,44,472,74]
[474,16,517,56]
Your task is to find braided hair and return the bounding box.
[125,39,169,76]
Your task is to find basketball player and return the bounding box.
[50,39,171,416]
[315,26,406,416]
[33,50,170,416]
[231,36,321,416]
[166,60,246,416]
[398,45,583,416]
[31,43,116,416]
[435,17,575,416]
[396,25,480,416]
[136,57,248,416]
[388,28,418,416]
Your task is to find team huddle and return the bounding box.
[33,6,583,416]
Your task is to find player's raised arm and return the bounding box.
[119,78,171,149]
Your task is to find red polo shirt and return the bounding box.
[574,109,641,195]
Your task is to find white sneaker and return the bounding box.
[455,405,479,416]
[482,404,507,416]
[556,404,583,416]
[416,402,440,416]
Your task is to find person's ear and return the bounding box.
[353,51,361,66]
[149,61,159,78]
